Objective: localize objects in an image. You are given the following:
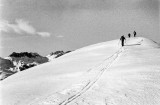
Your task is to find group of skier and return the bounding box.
[120,31,137,47]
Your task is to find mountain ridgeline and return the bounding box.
[50,51,71,58]
[9,52,48,64]
[0,51,71,80]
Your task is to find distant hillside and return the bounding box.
[0,52,48,80]
[0,57,14,69]
[0,57,15,80]
[9,52,48,64]
[0,51,72,80]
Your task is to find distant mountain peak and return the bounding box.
[9,52,41,58]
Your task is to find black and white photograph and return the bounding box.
[0,0,160,105]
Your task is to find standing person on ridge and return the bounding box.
[133,31,136,37]
[128,33,131,38]
[120,35,126,47]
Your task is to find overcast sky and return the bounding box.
[0,0,159,57]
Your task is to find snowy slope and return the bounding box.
[46,54,57,61]
[1,37,160,105]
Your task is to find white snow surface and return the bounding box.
[1,37,160,105]
[46,54,57,61]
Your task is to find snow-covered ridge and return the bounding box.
[46,51,72,61]
[1,37,160,105]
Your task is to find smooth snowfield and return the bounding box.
[1,37,160,105]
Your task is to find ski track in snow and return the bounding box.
[29,47,124,105]
[59,49,123,105]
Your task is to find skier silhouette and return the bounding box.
[128,33,131,38]
[120,35,126,47]
[133,31,136,37]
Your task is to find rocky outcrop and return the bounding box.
[0,52,49,80]
[0,51,72,80]
[0,57,15,80]
[9,52,48,64]
[47,51,72,61]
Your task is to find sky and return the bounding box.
[0,0,159,57]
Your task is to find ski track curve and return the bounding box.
[59,50,123,105]
[29,47,124,105]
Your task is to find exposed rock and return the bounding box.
[0,52,48,80]
[0,57,15,80]
[47,50,72,61]
[9,52,48,64]
[1,51,72,80]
